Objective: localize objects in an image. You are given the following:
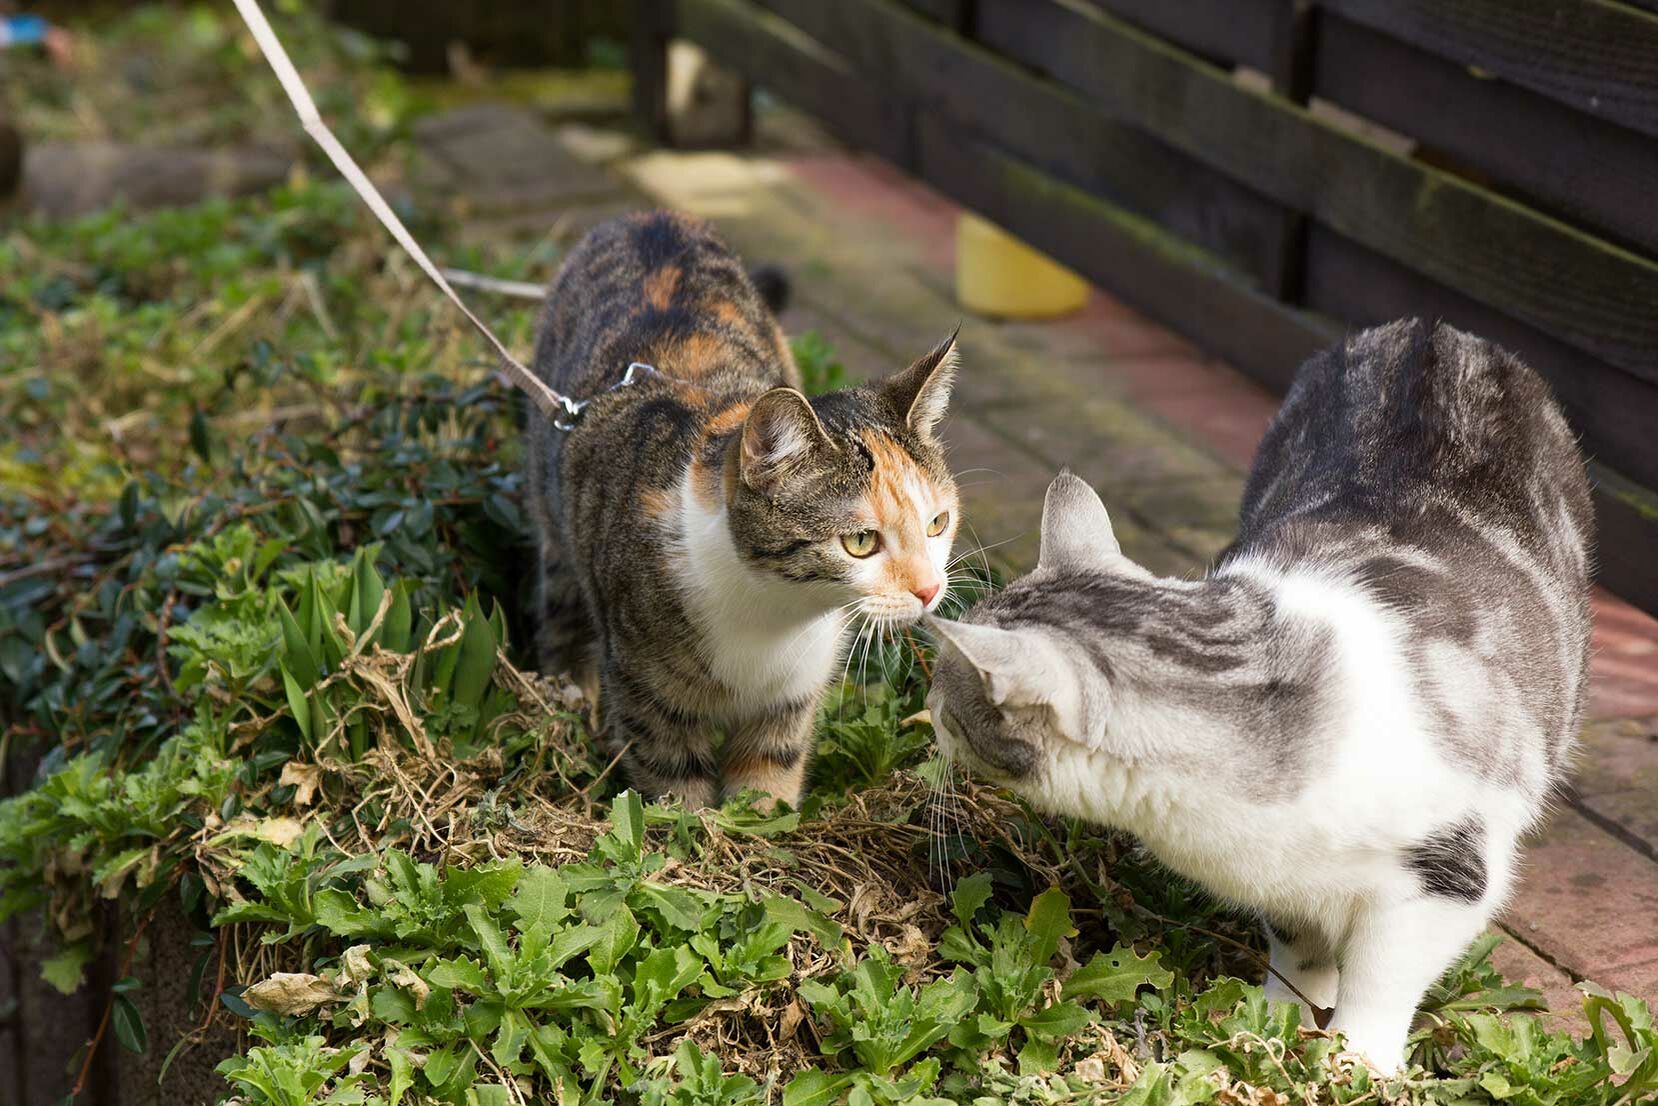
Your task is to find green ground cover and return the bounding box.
[2,8,1654,1105]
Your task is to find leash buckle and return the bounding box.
[553,362,659,431]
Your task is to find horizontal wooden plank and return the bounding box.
[1315,13,1658,256]
[1572,496,1658,607]
[895,0,972,29]
[972,0,1658,389]
[744,0,1296,290]
[1303,224,1658,494]
[1321,0,1658,141]
[912,114,1337,392]
[1083,0,1282,69]
[677,0,914,166]
[1593,466,1658,619]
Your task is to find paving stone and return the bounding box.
[1587,590,1658,721]
[1040,294,1200,360]
[1571,716,1658,800]
[1504,807,1658,989]
[939,414,1198,579]
[974,390,1231,492]
[456,196,642,252]
[1593,956,1658,1006]
[21,141,291,219]
[1573,791,1658,863]
[624,148,787,208]
[1566,716,1658,858]
[413,104,616,214]
[1109,476,1245,572]
[937,412,1051,574]
[554,122,638,165]
[1121,366,1277,474]
[779,304,903,383]
[782,152,959,270]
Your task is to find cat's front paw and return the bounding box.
[657,778,718,810]
[1326,1025,1407,1077]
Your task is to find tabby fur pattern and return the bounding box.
[526,211,961,808]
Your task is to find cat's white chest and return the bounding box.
[704,608,844,708]
[670,477,846,713]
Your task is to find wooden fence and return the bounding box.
[633,0,1658,616]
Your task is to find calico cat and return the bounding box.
[924,319,1592,1071]
[526,211,961,808]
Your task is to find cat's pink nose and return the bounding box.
[913,581,941,607]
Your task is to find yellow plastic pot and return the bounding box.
[955,212,1089,319]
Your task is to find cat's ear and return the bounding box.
[930,617,1099,748]
[1038,472,1122,571]
[883,329,960,437]
[740,387,833,493]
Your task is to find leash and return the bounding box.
[232,0,604,428]
[552,361,662,430]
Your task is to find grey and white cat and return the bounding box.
[925,319,1593,1071]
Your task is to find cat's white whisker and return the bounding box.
[948,534,1019,570]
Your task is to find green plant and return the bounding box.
[792,331,854,394]
[217,1034,369,1106]
[641,1041,765,1106]
[795,950,975,1106]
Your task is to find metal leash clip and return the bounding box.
[553,362,659,431]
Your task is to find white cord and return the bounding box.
[229,0,575,422]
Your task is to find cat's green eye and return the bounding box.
[928,510,951,537]
[842,530,880,558]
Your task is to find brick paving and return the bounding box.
[415,102,1658,1023]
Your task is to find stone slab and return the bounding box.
[1593,956,1658,1009]
[412,104,617,214]
[1566,715,1658,858]
[1505,807,1658,990]
[936,412,1052,575]
[973,390,1232,492]
[936,412,1197,580]
[22,142,291,219]
[1588,590,1658,721]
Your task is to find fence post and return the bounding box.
[631,0,675,142]
[1263,0,1316,305]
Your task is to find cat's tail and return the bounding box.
[749,263,791,315]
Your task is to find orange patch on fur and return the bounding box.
[860,431,923,523]
[721,754,807,807]
[710,299,744,325]
[685,402,753,510]
[859,431,950,597]
[688,457,723,509]
[643,265,682,310]
[669,331,727,380]
[703,402,752,438]
[639,486,677,521]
